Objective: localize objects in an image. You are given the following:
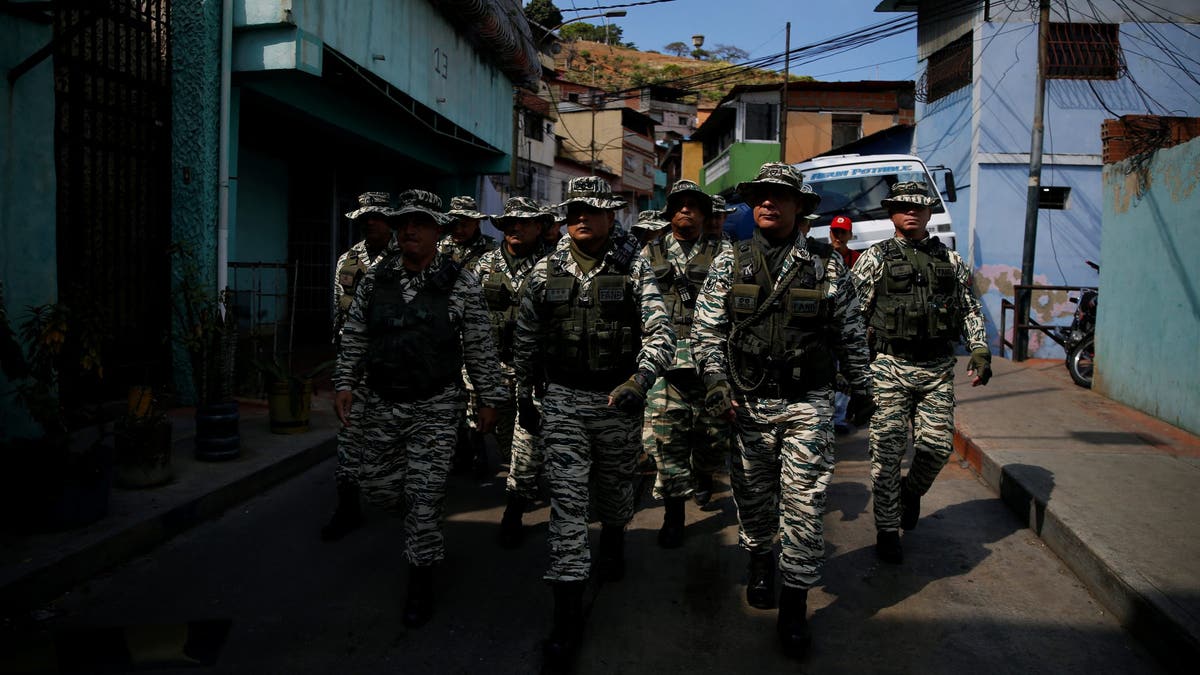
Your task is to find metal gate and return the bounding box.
[53,0,173,400]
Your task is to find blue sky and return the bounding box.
[554,0,920,82]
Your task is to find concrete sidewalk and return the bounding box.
[0,397,338,612]
[952,356,1200,670]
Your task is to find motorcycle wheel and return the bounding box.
[1067,336,1094,389]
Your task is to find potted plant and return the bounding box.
[113,385,174,488]
[252,355,333,434]
[1,283,114,532]
[172,244,240,461]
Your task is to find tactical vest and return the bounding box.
[868,237,962,361]
[539,258,641,391]
[726,238,836,398]
[646,237,720,340]
[480,253,537,363]
[365,259,464,402]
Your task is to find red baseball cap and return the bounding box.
[830,215,852,232]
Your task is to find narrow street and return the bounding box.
[33,429,1159,674]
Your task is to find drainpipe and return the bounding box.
[216,0,232,298]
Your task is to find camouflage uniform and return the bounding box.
[438,232,499,273]
[642,232,730,499]
[851,232,987,533]
[513,232,674,582]
[333,237,395,489]
[692,165,871,592]
[475,239,548,500]
[334,249,506,566]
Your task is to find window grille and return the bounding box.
[920,32,972,103]
[1047,23,1121,80]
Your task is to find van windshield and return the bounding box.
[804,169,944,228]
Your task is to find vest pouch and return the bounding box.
[787,288,822,319]
[886,261,914,292]
[594,276,627,305]
[931,261,956,294]
[731,284,760,316]
[550,319,584,361]
[482,278,514,310]
[544,276,575,306]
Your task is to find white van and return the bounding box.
[793,154,959,252]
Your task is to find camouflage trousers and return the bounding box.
[491,376,545,500]
[645,373,731,499]
[869,353,956,532]
[356,384,465,566]
[334,382,374,486]
[731,388,835,590]
[542,383,640,582]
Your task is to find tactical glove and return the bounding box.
[968,348,993,385]
[704,378,734,419]
[610,369,654,415]
[517,396,541,432]
[847,390,877,427]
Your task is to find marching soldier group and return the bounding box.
[328,165,991,672]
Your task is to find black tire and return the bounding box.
[1067,336,1094,389]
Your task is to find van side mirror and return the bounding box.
[943,169,957,203]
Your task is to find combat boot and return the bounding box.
[900,476,921,530]
[596,525,625,582]
[498,493,528,549]
[693,472,714,507]
[746,551,776,609]
[402,564,435,628]
[657,496,686,549]
[876,530,903,564]
[320,481,363,542]
[776,586,812,659]
[542,580,585,675]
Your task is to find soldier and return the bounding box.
[439,195,500,475]
[642,180,730,548]
[849,181,990,565]
[333,189,506,628]
[543,212,565,248]
[513,176,674,673]
[632,209,669,245]
[322,192,397,542]
[707,194,739,242]
[691,162,873,658]
[478,196,554,548]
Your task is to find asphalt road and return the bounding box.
[27,428,1161,674]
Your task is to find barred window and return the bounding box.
[1047,23,1121,80]
[923,32,972,103]
[831,114,862,148]
[524,111,544,141]
[744,103,778,141]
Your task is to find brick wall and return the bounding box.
[1101,115,1200,164]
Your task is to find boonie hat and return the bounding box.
[557,176,627,210]
[446,195,488,220]
[344,192,394,220]
[711,195,738,214]
[830,215,853,232]
[495,196,553,225]
[880,181,940,209]
[659,179,712,219]
[736,162,821,214]
[632,210,670,232]
[392,189,449,226]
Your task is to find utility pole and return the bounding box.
[590,65,599,175]
[780,22,790,162]
[1015,0,1050,361]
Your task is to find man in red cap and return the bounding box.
[829,215,860,269]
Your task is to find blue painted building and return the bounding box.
[877,0,1200,356]
[1,0,539,431]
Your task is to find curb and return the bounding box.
[954,427,1197,672]
[0,437,336,612]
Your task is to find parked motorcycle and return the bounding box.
[1062,260,1099,388]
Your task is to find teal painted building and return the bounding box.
[1,0,539,429]
[1097,134,1200,435]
